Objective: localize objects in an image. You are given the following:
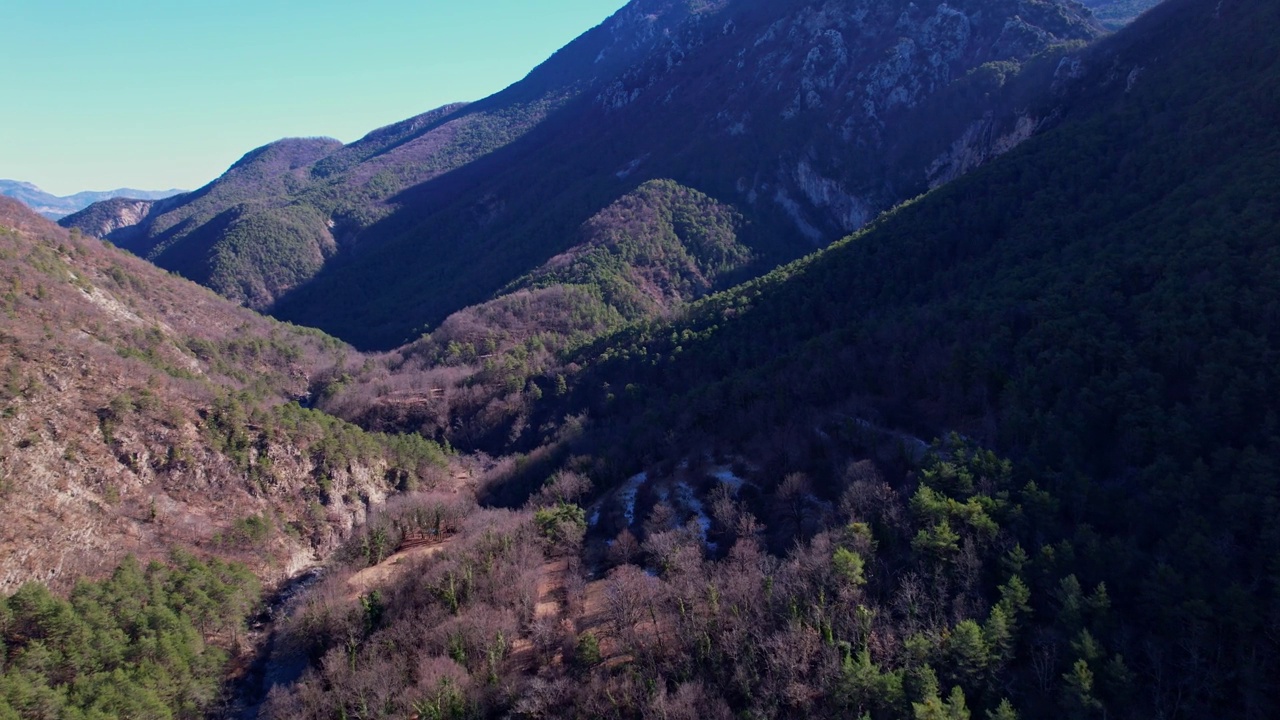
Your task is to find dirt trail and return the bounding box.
[508,558,573,669]
[535,558,569,619]
[505,556,665,671]
[344,540,452,601]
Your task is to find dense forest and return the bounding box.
[0,554,258,719]
[507,0,1279,714]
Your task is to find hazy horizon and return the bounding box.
[0,0,624,196]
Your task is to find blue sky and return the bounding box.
[0,1,625,195]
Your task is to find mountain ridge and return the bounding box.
[65,0,1104,349]
[372,1,1277,716]
[251,0,1280,707]
[0,179,185,220]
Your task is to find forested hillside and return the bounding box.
[479,0,1276,713]
[0,554,258,719]
[213,0,1280,715]
[315,179,753,450]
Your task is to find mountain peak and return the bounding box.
[227,136,345,174]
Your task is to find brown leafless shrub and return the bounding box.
[277,569,362,656]
[528,618,564,667]
[645,681,734,720]
[758,622,832,714]
[512,677,577,719]
[413,654,471,699]
[526,470,592,509]
[893,571,945,638]
[608,528,642,567]
[604,564,668,657]
[840,471,906,534]
[580,672,651,718]
[708,484,745,543]
[643,500,679,537]
[261,671,337,720]
[563,561,588,620]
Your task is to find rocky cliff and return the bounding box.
[58,197,156,240]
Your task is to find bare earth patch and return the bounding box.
[344,540,452,601]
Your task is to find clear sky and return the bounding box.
[0,1,626,196]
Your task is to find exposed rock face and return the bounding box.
[1081,0,1167,28]
[926,111,1044,188]
[0,397,394,593]
[791,160,874,235]
[0,180,183,220]
[575,0,1104,247]
[60,197,155,240]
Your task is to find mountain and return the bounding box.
[0,198,453,599]
[543,0,1278,508]
[0,179,184,219]
[7,0,1275,717]
[462,0,1274,713]
[262,0,1280,716]
[65,0,1102,349]
[274,0,1277,713]
[316,178,756,450]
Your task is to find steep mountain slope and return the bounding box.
[59,2,708,313]
[67,0,1102,349]
[0,199,449,595]
[461,0,1275,713]
[273,0,1103,349]
[560,0,1276,471]
[316,179,753,449]
[266,0,1269,715]
[0,180,183,219]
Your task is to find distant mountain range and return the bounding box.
[0,180,185,220]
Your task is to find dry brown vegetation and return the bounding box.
[257,448,977,719]
[0,199,446,592]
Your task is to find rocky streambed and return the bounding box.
[221,567,325,719]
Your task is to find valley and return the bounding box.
[5,0,1280,717]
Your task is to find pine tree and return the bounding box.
[987,699,1019,720]
[948,620,989,685]
[1062,659,1104,719]
[914,686,971,720]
